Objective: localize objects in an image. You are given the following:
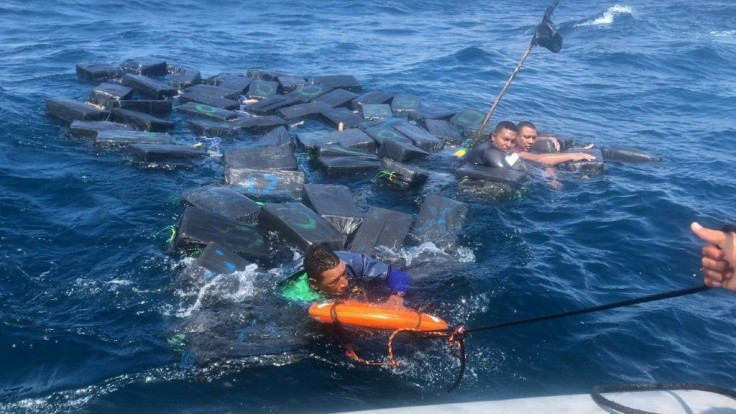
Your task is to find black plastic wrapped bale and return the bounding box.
[407,106,457,123]
[226,169,305,201]
[76,62,119,82]
[118,58,168,77]
[121,74,177,99]
[315,145,378,160]
[393,124,444,151]
[247,80,280,99]
[253,126,291,148]
[600,147,662,163]
[89,83,133,107]
[188,120,239,137]
[180,91,239,110]
[320,107,364,129]
[95,130,174,145]
[376,158,429,189]
[197,242,252,276]
[455,164,527,188]
[412,195,468,248]
[69,120,133,139]
[177,102,237,121]
[111,108,174,132]
[364,125,414,146]
[457,178,514,201]
[175,206,267,258]
[109,100,172,115]
[314,88,359,108]
[424,119,463,145]
[303,184,363,236]
[316,156,382,177]
[245,95,298,115]
[312,75,361,92]
[129,144,207,162]
[231,116,286,133]
[183,185,262,224]
[225,145,297,171]
[450,108,485,137]
[286,84,333,103]
[278,101,332,122]
[295,130,337,151]
[206,74,252,94]
[330,129,377,152]
[378,138,429,162]
[391,95,421,115]
[186,84,241,100]
[46,98,109,125]
[349,206,412,254]
[361,104,393,121]
[246,69,287,81]
[260,202,346,251]
[277,76,307,93]
[562,148,604,176]
[351,90,394,110]
[169,68,202,90]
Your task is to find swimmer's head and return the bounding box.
[304,245,349,296]
[490,121,518,153]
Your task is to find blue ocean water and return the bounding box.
[1,0,735,412]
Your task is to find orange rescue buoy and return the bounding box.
[308,300,448,331]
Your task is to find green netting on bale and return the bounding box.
[279,271,324,302]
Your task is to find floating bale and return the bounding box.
[391,95,421,115]
[424,119,463,145]
[277,75,307,93]
[278,101,332,122]
[197,242,252,277]
[457,178,515,201]
[349,206,412,254]
[225,145,297,171]
[188,119,239,137]
[183,185,261,224]
[600,147,662,163]
[312,75,361,92]
[412,195,468,248]
[260,202,346,251]
[329,129,377,152]
[378,138,429,162]
[177,102,237,121]
[562,148,604,176]
[121,74,177,99]
[316,156,382,177]
[69,120,134,139]
[315,145,378,159]
[295,130,337,151]
[205,74,252,94]
[109,99,172,115]
[351,90,393,110]
[303,184,363,236]
[186,84,241,100]
[408,106,457,123]
[89,83,133,107]
[361,104,393,121]
[175,206,267,258]
[245,95,298,115]
[252,126,292,148]
[320,107,364,129]
[246,69,287,81]
[95,130,174,146]
[393,124,444,151]
[46,98,109,124]
[118,58,168,77]
[111,108,174,132]
[231,115,286,133]
[129,143,207,162]
[180,90,239,110]
[376,158,428,189]
[314,88,360,108]
[169,68,202,90]
[287,84,332,103]
[450,108,485,137]
[76,62,119,82]
[455,164,527,188]
[247,79,280,99]
[364,124,414,146]
[226,169,305,201]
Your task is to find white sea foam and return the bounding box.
[575,5,633,28]
[175,263,260,317]
[710,29,736,38]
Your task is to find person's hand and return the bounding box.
[691,222,736,290]
[572,153,596,162]
[378,293,406,310]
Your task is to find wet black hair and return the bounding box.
[517,121,537,131]
[493,120,518,135]
[304,244,339,282]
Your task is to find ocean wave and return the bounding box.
[575,5,633,28]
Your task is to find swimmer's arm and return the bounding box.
[517,151,595,166]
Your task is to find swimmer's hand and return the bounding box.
[581,143,595,150]
[378,293,406,310]
[692,222,736,290]
[571,153,596,161]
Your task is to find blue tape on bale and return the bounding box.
[412,195,468,248]
[226,168,305,201]
[197,242,252,276]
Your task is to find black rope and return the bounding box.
[446,336,466,393]
[591,383,736,414]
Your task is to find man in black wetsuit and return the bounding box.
[463,120,525,170]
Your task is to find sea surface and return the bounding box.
[1,0,735,413]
